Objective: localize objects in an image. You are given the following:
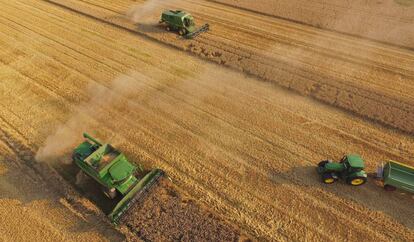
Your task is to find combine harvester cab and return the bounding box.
[72,133,164,225]
[159,10,209,38]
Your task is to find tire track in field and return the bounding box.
[6,0,414,221]
[207,0,414,50]
[0,41,328,241]
[0,29,410,240]
[4,0,414,179]
[2,3,410,170]
[23,0,414,123]
[76,0,414,105]
[42,0,414,135]
[87,0,414,90]
[0,62,256,240]
[1,1,412,240]
[7,0,414,197]
[2,60,410,240]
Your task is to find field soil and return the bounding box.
[45,0,414,135]
[212,0,414,49]
[0,0,413,241]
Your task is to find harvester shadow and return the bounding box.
[268,166,414,229]
[53,159,120,215]
[0,161,125,241]
[135,23,166,34]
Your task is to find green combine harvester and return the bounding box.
[159,10,209,38]
[317,154,368,186]
[72,133,164,224]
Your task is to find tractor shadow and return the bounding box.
[268,165,414,229]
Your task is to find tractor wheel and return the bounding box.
[103,188,117,199]
[178,28,186,36]
[384,184,396,191]
[322,173,336,184]
[166,26,171,31]
[347,176,367,186]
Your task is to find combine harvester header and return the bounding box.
[72,133,164,224]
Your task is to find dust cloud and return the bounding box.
[126,0,180,24]
[35,74,146,163]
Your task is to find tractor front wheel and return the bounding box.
[322,173,336,184]
[347,176,367,186]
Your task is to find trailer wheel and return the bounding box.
[384,184,396,191]
[347,176,367,186]
[322,173,335,184]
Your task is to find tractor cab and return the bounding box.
[340,154,365,173]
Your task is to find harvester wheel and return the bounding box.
[178,28,186,36]
[322,173,335,184]
[384,184,396,191]
[75,171,87,185]
[347,176,367,186]
[103,188,117,199]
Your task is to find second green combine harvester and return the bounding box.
[159,10,209,38]
[72,133,164,224]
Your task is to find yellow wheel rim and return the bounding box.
[351,178,364,185]
[325,178,334,184]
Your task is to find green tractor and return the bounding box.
[317,154,367,186]
[159,10,209,38]
[72,133,164,224]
